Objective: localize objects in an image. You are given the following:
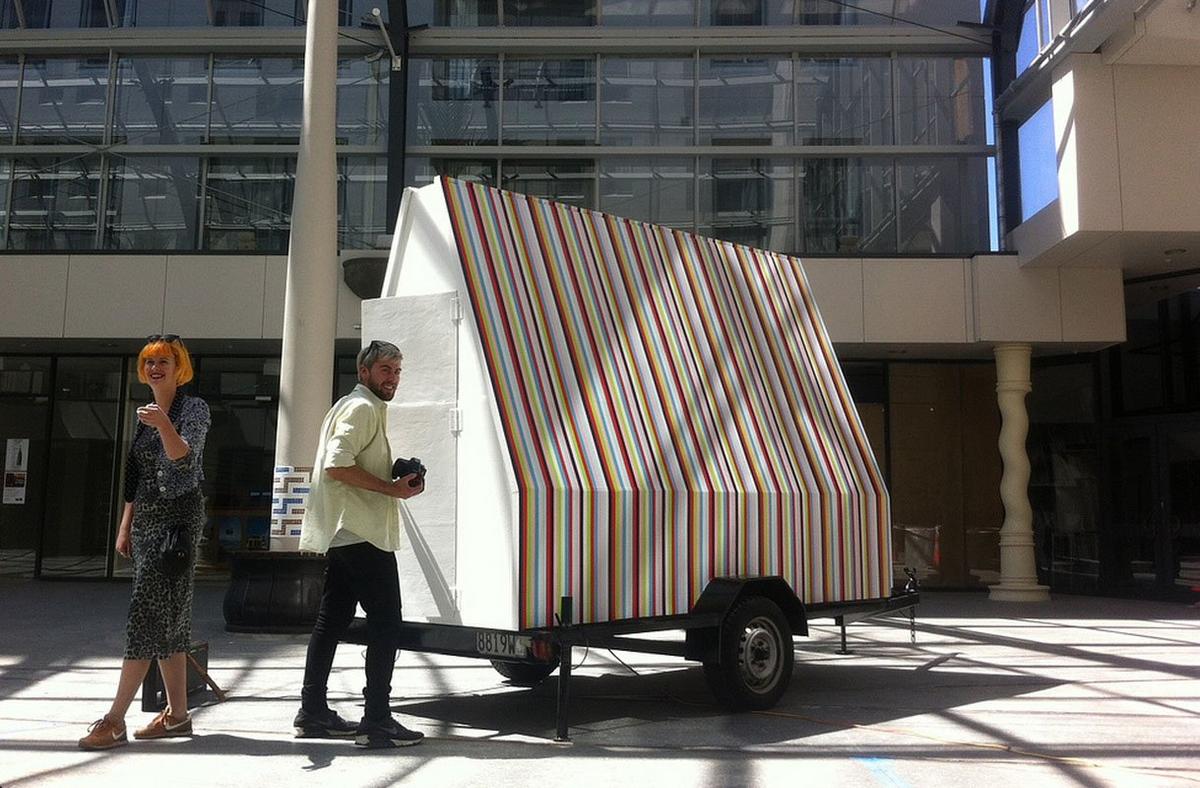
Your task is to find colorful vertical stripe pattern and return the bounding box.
[442,178,891,629]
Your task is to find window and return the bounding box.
[210,57,304,143]
[600,58,694,146]
[800,157,895,254]
[699,157,794,253]
[1,0,21,27]
[600,157,694,229]
[19,57,110,145]
[1016,0,1057,77]
[897,157,989,254]
[22,0,109,27]
[0,159,11,244]
[338,0,387,25]
[408,57,499,146]
[503,0,595,25]
[699,57,792,146]
[503,59,596,146]
[336,56,389,145]
[501,159,595,209]
[797,0,978,25]
[404,157,498,189]
[0,58,18,144]
[7,156,102,250]
[1017,99,1057,221]
[602,0,694,25]
[114,0,210,26]
[204,157,295,252]
[797,58,892,146]
[211,0,300,26]
[338,156,387,250]
[113,56,210,145]
[702,0,793,25]
[895,57,986,146]
[406,0,499,25]
[104,156,201,250]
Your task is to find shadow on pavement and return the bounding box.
[396,660,1057,748]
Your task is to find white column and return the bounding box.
[270,0,338,552]
[989,343,1050,602]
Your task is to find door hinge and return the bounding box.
[449,408,463,435]
[451,295,463,322]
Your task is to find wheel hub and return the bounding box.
[738,617,781,692]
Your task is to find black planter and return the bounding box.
[341,256,388,300]
[223,551,325,633]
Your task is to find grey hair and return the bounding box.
[357,339,403,370]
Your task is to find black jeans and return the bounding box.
[300,541,403,722]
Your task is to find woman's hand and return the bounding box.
[137,403,172,431]
[115,527,131,558]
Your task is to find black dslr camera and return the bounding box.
[391,456,427,488]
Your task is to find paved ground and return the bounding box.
[1,579,1198,787]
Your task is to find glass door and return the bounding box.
[1163,424,1200,596]
[0,356,52,578]
[1109,420,1200,598]
[38,357,126,578]
[1110,426,1160,592]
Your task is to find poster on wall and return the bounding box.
[4,438,29,505]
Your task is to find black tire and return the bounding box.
[490,659,558,687]
[702,596,794,710]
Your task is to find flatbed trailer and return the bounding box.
[343,575,919,741]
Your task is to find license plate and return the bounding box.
[475,631,531,659]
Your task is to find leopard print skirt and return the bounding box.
[125,491,205,660]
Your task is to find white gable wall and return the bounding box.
[367,181,522,629]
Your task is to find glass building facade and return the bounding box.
[404,49,993,256]
[0,48,388,251]
[9,0,1131,604]
[0,0,999,584]
[0,0,993,256]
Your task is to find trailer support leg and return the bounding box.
[554,596,574,743]
[836,615,852,655]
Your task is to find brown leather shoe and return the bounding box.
[133,709,192,740]
[78,716,128,750]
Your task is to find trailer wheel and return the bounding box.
[491,659,558,687]
[702,596,793,710]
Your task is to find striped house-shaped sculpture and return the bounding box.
[370,178,891,630]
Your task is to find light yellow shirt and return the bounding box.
[299,383,398,554]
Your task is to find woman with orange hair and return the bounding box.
[79,334,211,751]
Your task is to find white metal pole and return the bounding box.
[269,0,338,552]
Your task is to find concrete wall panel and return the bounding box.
[1114,64,1200,232]
[64,255,167,337]
[973,259,1062,342]
[863,258,969,343]
[800,258,864,342]
[263,256,286,338]
[165,255,266,339]
[1059,267,1126,342]
[0,256,69,337]
[1052,55,1122,236]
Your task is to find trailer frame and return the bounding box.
[342,575,920,742]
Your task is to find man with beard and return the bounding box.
[293,340,427,748]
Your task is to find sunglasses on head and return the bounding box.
[146,333,181,343]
